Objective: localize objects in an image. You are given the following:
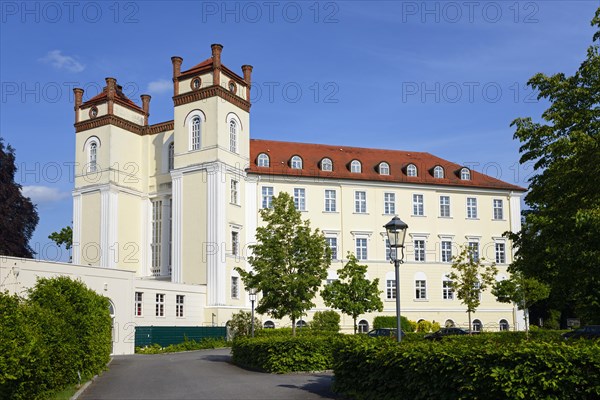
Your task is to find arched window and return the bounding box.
[350,160,361,173]
[229,120,237,153]
[257,153,270,167]
[168,142,175,171]
[379,162,390,175]
[291,155,302,169]
[407,164,417,177]
[358,320,369,333]
[89,142,98,172]
[433,166,444,178]
[499,319,509,331]
[264,321,275,329]
[444,319,455,328]
[460,167,471,180]
[296,319,307,328]
[472,319,482,332]
[321,157,333,172]
[191,116,201,150]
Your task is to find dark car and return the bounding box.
[424,327,470,340]
[367,328,405,338]
[562,325,600,340]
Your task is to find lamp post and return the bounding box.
[384,216,409,343]
[249,289,257,338]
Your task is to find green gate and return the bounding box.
[135,326,227,347]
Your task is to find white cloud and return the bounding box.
[147,79,172,94]
[39,50,85,73]
[22,186,70,205]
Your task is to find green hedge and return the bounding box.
[373,315,414,332]
[0,277,112,400]
[332,336,600,399]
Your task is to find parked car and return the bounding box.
[562,325,600,340]
[367,328,405,338]
[424,327,470,340]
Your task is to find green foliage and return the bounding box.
[255,327,316,338]
[333,335,600,399]
[236,192,330,336]
[135,338,229,354]
[228,310,262,338]
[48,225,73,251]
[321,254,383,333]
[373,315,414,332]
[0,277,111,400]
[310,310,341,333]
[509,8,600,324]
[416,320,433,333]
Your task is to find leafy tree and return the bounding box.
[310,310,340,333]
[448,246,498,333]
[236,192,330,336]
[228,310,261,338]
[321,254,383,333]
[509,8,600,324]
[48,226,73,251]
[493,272,550,337]
[0,137,39,258]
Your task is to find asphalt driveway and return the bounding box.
[79,348,339,399]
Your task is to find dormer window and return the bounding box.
[433,165,444,178]
[350,160,362,173]
[460,167,471,180]
[291,155,303,169]
[321,158,333,172]
[257,153,270,167]
[407,164,417,177]
[191,77,201,90]
[379,162,390,175]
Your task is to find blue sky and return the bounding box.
[1,1,598,261]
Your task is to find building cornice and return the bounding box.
[173,84,250,112]
[75,116,174,136]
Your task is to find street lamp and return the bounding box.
[384,216,409,343]
[249,289,257,338]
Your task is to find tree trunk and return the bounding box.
[524,307,530,340]
[353,316,357,334]
[468,311,472,335]
[292,317,296,336]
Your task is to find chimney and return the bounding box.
[241,65,253,102]
[141,94,151,126]
[105,77,117,115]
[73,88,84,123]
[171,56,183,96]
[211,44,223,86]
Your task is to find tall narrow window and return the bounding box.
[324,190,336,212]
[385,238,397,261]
[135,292,143,316]
[443,279,454,300]
[355,191,367,213]
[468,242,480,262]
[257,153,270,167]
[229,120,237,153]
[493,199,504,220]
[191,116,201,150]
[350,160,361,173]
[262,186,274,209]
[413,194,424,216]
[293,188,306,211]
[415,280,427,299]
[176,295,184,317]
[326,237,338,260]
[414,240,425,262]
[151,200,163,276]
[168,142,175,170]
[155,293,165,317]
[441,241,452,262]
[440,196,450,217]
[356,238,368,260]
[384,193,395,215]
[467,197,478,219]
[231,231,239,256]
[231,180,239,204]
[495,242,506,263]
[407,164,417,177]
[231,276,239,298]
[89,142,97,172]
[291,155,302,169]
[386,279,396,299]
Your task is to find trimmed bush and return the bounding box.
[136,337,229,354]
[310,310,340,333]
[373,315,414,332]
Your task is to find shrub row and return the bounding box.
[332,335,600,400]
[136,337,229,354]
[0,277,112,400]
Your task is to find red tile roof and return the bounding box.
[181,57,213,76]
[82,85,144,113]
[248,139,526,192]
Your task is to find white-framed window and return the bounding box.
[291,155,302,169]
[467,197,478,219]
[326,237,338,260]
[385,238,397,261]
[442,278,454,300]
[321,158,333,171]
[468,241,480,262]
[407,164,417,177]
[413,194,424,216]
[414,239,425,262]
[474,280,482,300]
[358,320,369,333]
[433,165,444,178]
[355,191,367,213]
[264,321,275,329]
[493,199,504,220]
[135,292,143,316]
[155,293,165,317]
[191,116,201,150]
[324,189,336,212]
[386,279,396,300]
[257,153,270,167]
[151,200,163,276]
[355,238,368,260]
[231,231,240,256]
[231,276,239,299]
[168,142,175,171]
[440,196,450,217]
[460,167,471,180]
[229,119,237,153]
[230,179,239,204]
[472,319,482,332]
[89,142,98,172]
[495,242,506,264]
[499,319,509,331]
[262,186,274,209]
[415,280,427,299]
[379,162,390,175]
[294,188,306,211]
[350,160,362,173]
[384,193,395,215]
[176,295,184,317]
[441,241,452,263]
